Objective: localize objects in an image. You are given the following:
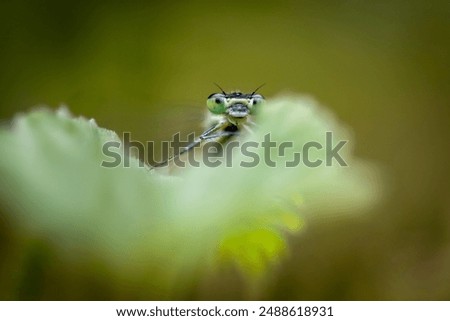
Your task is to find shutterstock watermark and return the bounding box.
[101,132,348,168]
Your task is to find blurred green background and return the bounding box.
[0,0,449,299]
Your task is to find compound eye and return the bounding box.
[252,94,265,105]
[207,93,227,114]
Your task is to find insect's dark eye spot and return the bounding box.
[215,98,222,104]
[253,100,258,105]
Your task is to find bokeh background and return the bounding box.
[0,0,449,300]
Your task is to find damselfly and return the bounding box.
[152,85,265,168]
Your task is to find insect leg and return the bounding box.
[202,131,237,140]
[151,122,225,169]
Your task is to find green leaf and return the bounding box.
[0,96,382,294]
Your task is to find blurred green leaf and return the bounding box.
[0,96,382,296]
